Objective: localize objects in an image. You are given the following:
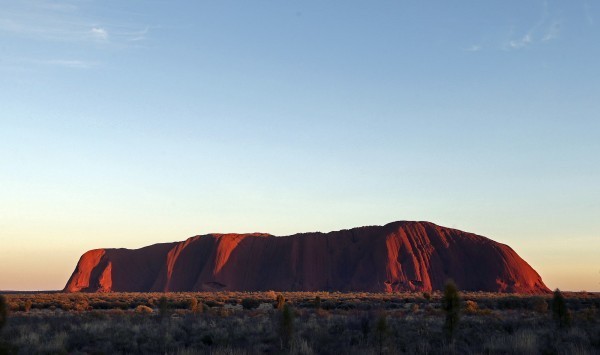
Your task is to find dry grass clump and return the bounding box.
[134,305,153,314]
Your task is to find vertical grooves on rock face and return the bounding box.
[164,240,189,291]
[98,262,112,292]
[213,234,245,275]
[64,249,107,292]
[64,221,550,293]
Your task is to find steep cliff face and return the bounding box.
[64,221,549,293]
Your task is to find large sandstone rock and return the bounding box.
[64,221,549,293]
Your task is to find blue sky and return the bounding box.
[1,1,599,291]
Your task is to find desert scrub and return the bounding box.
[0,293,598,354]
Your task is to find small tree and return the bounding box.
[280,304,294,349]
[552,289,571,328]
[442,280,460,342]
[314,296,321,310]
[158,296,170,320]
[0,295,7,331]
[375,314,388,355]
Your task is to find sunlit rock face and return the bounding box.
[64,221,549,293]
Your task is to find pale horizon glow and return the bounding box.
[1,1,599,292]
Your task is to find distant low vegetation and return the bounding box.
[0,290,598,353]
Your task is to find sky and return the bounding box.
[0,0,599,292]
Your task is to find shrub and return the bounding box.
[442,280,460,342]
[135,305,154,314]
[423,292,431,301]
[19,300,33,313]
[497,296,529,310]
[531,297,548,313]
[217,306,231,317]
[552,289,571,328]
[74,300,89,312]
[107,308,125,316]
[321,300,336,310]
[579,307,597,322]
[241,298,260,310]
[58,301,73,311]
[464,300,478,314]
[204,300,221,308]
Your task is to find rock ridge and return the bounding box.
[64,221,549,293]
